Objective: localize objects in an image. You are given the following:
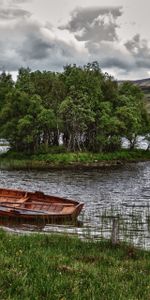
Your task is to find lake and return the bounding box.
[0,161,150,249]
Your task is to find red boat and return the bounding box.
[0,188,84,222]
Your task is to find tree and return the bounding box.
[61,63,104,151]
[117,82,149,149]
[60,92,94,151]
[0,63,149,154]
[0,90,56,153]
[0,72,14,112]
[37,108,56,147]
[16,70,65,146]
[95,101,124,152]
[15,67,35,94]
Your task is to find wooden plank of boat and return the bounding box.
[0,188,84,221]
[0,205,50,215]
[0,203,75,215]
[0,201,75,206]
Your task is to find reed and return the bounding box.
[0,230,150,299]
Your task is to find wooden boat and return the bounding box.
[0,188,84,222]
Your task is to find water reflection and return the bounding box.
[0,146,9,153]
[0,161,150,249]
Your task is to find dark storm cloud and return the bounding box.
[0,8,86,72]
[101,56,132,70]
[125,34,150,68]
[59,6,142,76]
[0,0,150,79]
[18,31,87,69]
[0,0,88,72]
[86,41,135,72]
[20,36,52,60]
[62,6,122,42]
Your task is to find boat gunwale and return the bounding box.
[0,188,81,205]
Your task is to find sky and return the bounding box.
[0,0,150,80]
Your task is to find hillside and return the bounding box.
[133,78,150,96]
[133,78,150,112]
[119,78,150,94]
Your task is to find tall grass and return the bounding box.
[0,230,150,299]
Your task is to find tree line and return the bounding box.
[0,62,149,153]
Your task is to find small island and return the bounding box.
[0,62,150,170]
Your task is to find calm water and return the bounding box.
[0,161,150,249]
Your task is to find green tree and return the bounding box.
[61,63,104,151]
[117,82,149,149]
[16,70,65,146]
[0,72,14,112]
[0,63,149,154]
[0,90,56,153]
[60,91,94,151]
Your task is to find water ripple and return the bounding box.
[0,161,150,248]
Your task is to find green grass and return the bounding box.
[0,230,150,300]
[0,149,150,170]
[32,149,150,164]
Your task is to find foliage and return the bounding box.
[0,63,149,153]
[0,90,56,152]
[117,82,149,149]
[0,71,14,112]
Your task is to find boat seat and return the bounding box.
[13,196,30,208]
[17,196,29,203]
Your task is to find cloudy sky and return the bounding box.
[1,0,150,80]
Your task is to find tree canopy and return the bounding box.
[0,63,149,153]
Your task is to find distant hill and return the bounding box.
[119,78,150,94]
[132,78,150,96]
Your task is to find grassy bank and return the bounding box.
[0,230,150,299]
[0,149,150,170]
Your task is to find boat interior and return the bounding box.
[0,189,76,215]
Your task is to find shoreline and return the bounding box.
[0,149,150,170]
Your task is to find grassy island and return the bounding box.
[0,149,150,170]
[0,230,150,299]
